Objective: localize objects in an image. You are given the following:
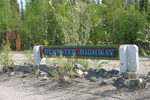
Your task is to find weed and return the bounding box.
[24,50,40,76]
[128,60,137,73]
[47,54,76,83]
[43,40,49,45]
[75,59,90,70]
[24,50,34,64]
[91,59,109,69]
[0,44,15,73]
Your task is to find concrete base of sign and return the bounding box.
[119,45,139,74]
[33,45,139,74]
[33,46,42,65]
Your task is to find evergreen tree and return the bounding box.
[10,0,21,31]
[140,0,148,12]
[2,0,148,55]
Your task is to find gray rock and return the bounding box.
[74,64,84,70]
[24,69,31,73]
[90,76,97,82]
[62,76,70,82]
[13,62,17,65]
[118,84,124,88]
[41,76,48,81]
[124,78,146,89]
[95,69,100,73]
[108,69,119,75]
[112,74,119,77]
[14,65,20,70]
[147,71,150,78]
[39,71,47,76]
[21,73,30,78]
[75,69,83,75]
[107,72,113,77]
[99,80,107,86]
[9,72,15,76]
[97,80,103,84]
[24,62,28,65]
[103,71,109,78]
[53,63,58,67]
[20,62,24,65]
[96,68,119,78]
[83,71,88,75]
[113,77,125,88]
[40,66,55,73]
[98,68,107,75]
[40,58,47,65]
[145,83,150,88]
[122,72,136,79]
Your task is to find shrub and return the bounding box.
[0,44,15,73]
[48,54,76,83]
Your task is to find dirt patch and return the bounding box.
[0,53,150,100]
[0,68,150,100]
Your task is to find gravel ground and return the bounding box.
[0,53,149,100]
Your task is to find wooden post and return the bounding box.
[16,33,21,51]
[3,31,21,51]
[3,34,9,46]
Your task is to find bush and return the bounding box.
[0,44,15,73]
[48,54,76,83]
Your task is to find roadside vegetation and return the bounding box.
[0,0,149,56]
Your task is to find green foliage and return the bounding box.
[128,60,137,72]
[0,0,21,50]
[75,59,90,70]
[0,0,149,55]
[24,50,41,76]
[0,44,15,72]
[48,54,76,82]
[52,0,94,45]
[24,50,34,64]
[91,59,109,68]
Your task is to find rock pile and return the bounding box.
[5,62,150,90]
[95,68,119,78]
[114,71,146,90]
[73,64,150,90]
